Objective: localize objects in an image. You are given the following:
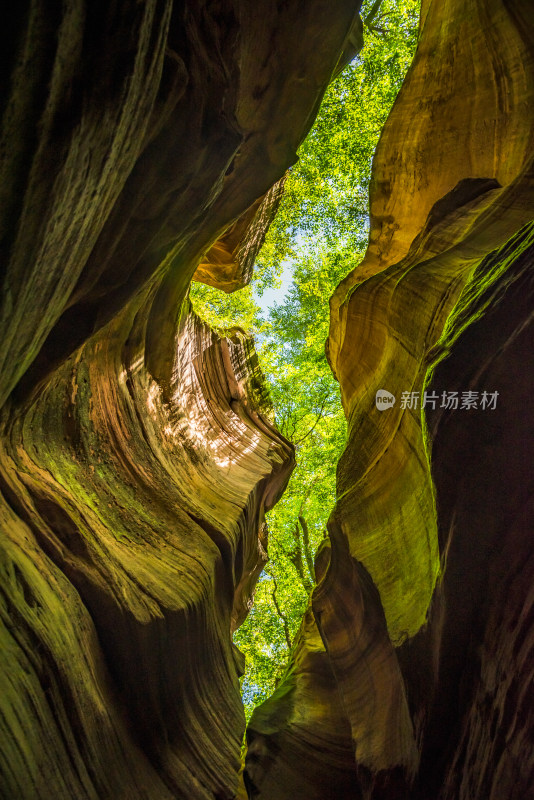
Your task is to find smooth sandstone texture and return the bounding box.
[193,178,287,293]
[246,0,534,798]
[0,299,293,800]
[0,2,362,798]
[406,221,534,800]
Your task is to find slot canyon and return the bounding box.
[0,1,533,798]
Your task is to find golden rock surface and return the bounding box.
[1,0,534,798]
[0,2,359,797]
[246,0,534,797]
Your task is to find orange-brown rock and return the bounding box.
[2,0,534,798]
[0,2,362,798]
[405,221,534,800]
[193,178,286,293]
[246,0,534,798]
[0,302,293,799]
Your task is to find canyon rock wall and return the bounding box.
[246,0,534,798]
[0,2,362,798]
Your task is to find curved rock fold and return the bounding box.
[246,0,534,797]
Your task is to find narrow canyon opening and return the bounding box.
[189,1,420,723]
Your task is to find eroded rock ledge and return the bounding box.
[1,302,294,799]
[246,0,534,798]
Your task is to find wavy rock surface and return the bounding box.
[246,599,360,800]
[407,221,534,800]
[2,0,534,797]
[0,303,293,799]
[193,179,287,293]
[0,1,363,798]
[246,0,534,797]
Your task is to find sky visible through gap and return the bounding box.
[189,0,421,720]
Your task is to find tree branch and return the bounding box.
[266,570,292,649]
[297,476,318,518]
[289,522,313,594]
[293,394,329,445]
[363,0,383,28]
[298,515,316,584]
[368,24,390,36]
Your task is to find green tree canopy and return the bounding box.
[190,0,420,719]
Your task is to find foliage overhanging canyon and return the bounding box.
[190,0,420,717]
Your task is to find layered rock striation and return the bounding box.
[246,0,534,798]
[0,303,293,799]
[0,2,362,798]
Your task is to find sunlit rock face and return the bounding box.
[193,178,287,294]
[3,0,533,797]
[246,0,534,798]
[0,303,293,799]
[0,2,363,798]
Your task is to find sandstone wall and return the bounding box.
[246,1,534,797]
[0,3,361,797]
